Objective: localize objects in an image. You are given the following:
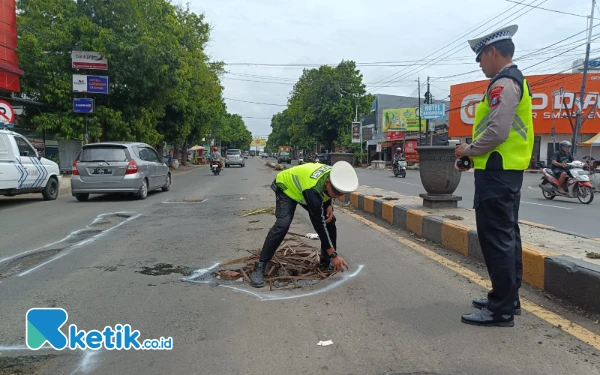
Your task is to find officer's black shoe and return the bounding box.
[472,297,522,315]
[461,308,514,327]
[250,262,266,288]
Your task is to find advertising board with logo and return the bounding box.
[73,75,109,94]
[382,107,426,132]
[449,73,600,137]
[71,51,108,70]
[404,140,419,163]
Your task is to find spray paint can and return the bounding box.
[457,156,473,171]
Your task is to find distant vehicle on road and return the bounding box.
[260,152,268,158]
[71,142,171,201]
[0,129,62,200]
[243,151,249,159]
[225,149,245,168]
[277,151,292,164]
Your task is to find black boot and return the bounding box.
[461,308,514,327]
[251,262,266,288]
[472,297,522,315]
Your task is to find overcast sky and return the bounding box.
[189,0,595,137]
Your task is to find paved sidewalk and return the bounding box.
[339,185,600,315]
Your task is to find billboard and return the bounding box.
[351,122,361,143]
[73,75,109,94]
[71,51,108,70]
[250,138,267,147]
[449,73,600,137]
[382,108,426,132]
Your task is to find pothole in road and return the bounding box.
[187,234,339,290]
[0,249,62,279]
[383,197,400,201]
[0,213,134,280]
[137,263,193,276]
[0,354,59,375]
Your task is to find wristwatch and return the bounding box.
[330,251,338,259]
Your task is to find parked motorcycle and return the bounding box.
[583,155,600,171]
[539,160,594,204]
[393,159,407,178]
[211,162,221,176]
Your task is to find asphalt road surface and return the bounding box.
[355,168,599,237]
[1,159,600,375]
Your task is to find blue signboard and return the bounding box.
[73,98,94,113]
[73,75,109,94]
[421,103,446,120]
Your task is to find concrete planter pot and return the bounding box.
[415,145,462,208]
[329,152,354,165]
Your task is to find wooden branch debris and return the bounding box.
[212,235,335,288]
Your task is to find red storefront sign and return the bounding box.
[386,131,403,141]
[0,0,23,92]
[404,140,419,163]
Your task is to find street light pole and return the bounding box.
[573,0,596,156]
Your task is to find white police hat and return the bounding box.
[468,25,518,62]
[330,161,359,193]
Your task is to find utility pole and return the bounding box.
[427,76,433,146]
[418,77,422,145]
[573,0,596,156]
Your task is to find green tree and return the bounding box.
[286,60,373,151]
[17,0,226,152]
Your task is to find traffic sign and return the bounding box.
[74,98,94,113]
[0,100,15,124]
[421,103,445,120]
[351,122,361,143]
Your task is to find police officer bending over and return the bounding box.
[455,25,534,327]
[251,161,359,288]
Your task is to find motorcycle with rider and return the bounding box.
[392,148,407,178]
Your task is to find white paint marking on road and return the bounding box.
[0,212,137,266]
[182,263,220,281]
[184,264,365,301]
[70,350,101,375]
[17,214,142,277]
[389,181,421,187]
[520,201,572,210]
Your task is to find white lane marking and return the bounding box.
[70,350,100,375]
[390,181,421,187]
[520,201,572,210]
[17,214,142,277]
[0,212,136,266]
[183,264,365,301]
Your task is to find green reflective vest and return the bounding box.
[472,67,534,170]
[275,163,332,205]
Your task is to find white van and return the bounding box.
[0,129,62,200]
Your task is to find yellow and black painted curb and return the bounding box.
[339,192,600,315]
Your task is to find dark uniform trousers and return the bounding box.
[259,182,337,264]
[474,169,524,316]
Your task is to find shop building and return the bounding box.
[361,94,449,165]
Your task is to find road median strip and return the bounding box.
[338,187,600,315]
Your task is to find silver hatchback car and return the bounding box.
[71,142,171,201]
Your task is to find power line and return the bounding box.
[241,116,273,120]
[373,0,548,89]
[224,97,287,107]
[504,0,592,18]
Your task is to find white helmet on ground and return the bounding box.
[329,161,359,193]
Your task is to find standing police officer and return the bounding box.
[455,25,534,327]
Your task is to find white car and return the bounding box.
[0,129,62,200]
